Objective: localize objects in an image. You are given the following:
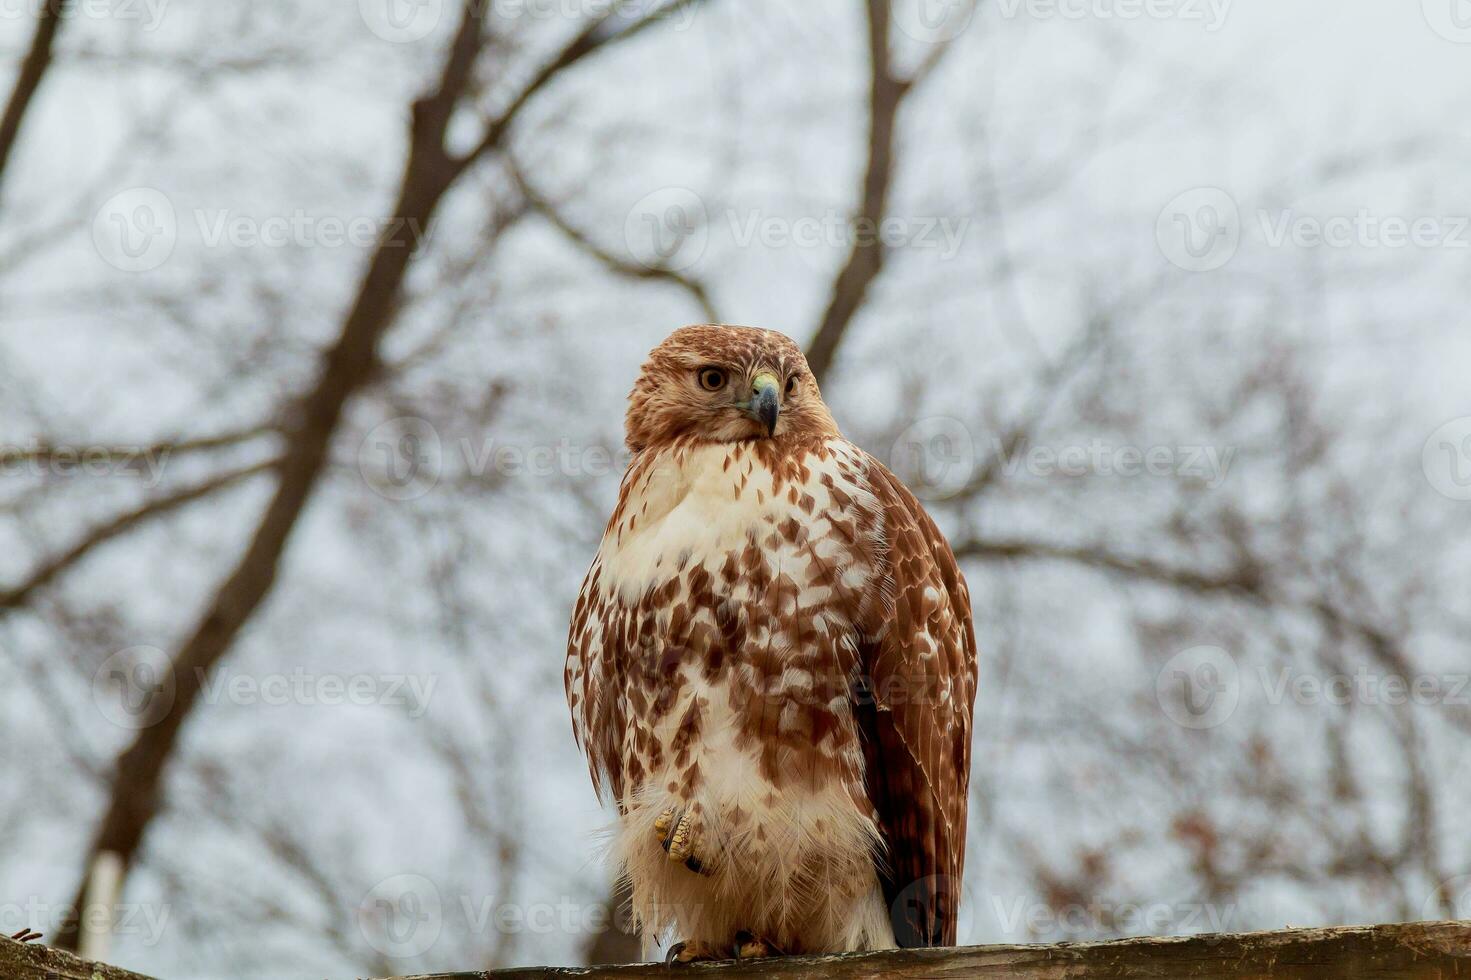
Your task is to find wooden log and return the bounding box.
[0,932,156,980]
[4,920,1468,980]
[415,922,1471,980]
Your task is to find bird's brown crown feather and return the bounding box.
[625,324,839,453]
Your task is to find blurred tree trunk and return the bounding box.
[53,4,492,950]
[53,0,714,954]
[803,0,902,386]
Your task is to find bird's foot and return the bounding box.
[733,930,782,959]
[9,929,41,944]
[654,804,710,875]
[666,939,725,965]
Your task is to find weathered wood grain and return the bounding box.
[400,921,1471,980]
[0,933,156,980]
[6,919,1468,980]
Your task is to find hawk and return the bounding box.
[565,325,977,961]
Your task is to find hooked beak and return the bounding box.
[744,372,781,437]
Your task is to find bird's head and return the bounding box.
[625,325,839,453]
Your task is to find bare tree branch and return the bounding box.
[0,458,279,611]
[452,0,714,179]
[804,0,968,384]
[1,421,277,466]
[902,0,976,91]
[804,0,904,385]
[509,156,720,321]
[55,0,721,950]
[0,0,64,207]
[956,537,1264,598]
[52,0,497,946]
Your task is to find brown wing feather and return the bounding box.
[853,453,978,947]
[566,551,628,808]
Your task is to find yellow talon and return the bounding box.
[666,812,694,863]
[667,939,723,964]
[654,804,708,873]
[735,930,778,959]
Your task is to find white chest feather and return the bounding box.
[588,438,895,955]
[599,439,877,603]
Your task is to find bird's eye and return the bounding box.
[697,367,727,391]
[785,375,799,397]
